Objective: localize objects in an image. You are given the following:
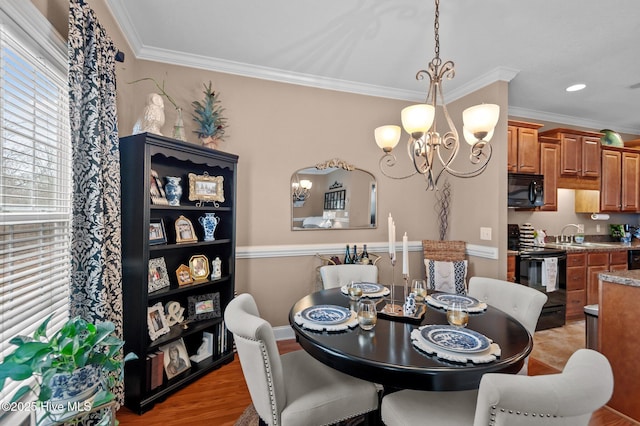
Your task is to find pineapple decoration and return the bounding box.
[192,81,227,149]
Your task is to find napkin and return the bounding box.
[411,327,500,364]
[294,310,358,332]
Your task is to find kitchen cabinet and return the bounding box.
[539,128,601,188]
[507,254,516,283]
[586,251,628,305]
[565,252,586,320]
[539,136,560,211]
[507,120,543,173]
[600,147,640,212]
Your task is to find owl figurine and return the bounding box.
[133,93,165,135]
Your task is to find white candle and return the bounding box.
[391,221,396,261]
[402,232,408,274]
[388,213,393,256]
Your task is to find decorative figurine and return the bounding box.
[133,93,165,135]
[211,257,222,279]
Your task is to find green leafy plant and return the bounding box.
[128,77,179,109]
[610,224,625,239]
[191,81,227,140]
[0,315,137,418]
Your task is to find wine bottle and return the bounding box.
[352,244,358,264]
[344,245,352,264]
[361,244,370,264]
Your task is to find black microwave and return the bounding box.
[508,173,544,208]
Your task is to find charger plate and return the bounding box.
[294,306,358,332]
[426,293,487,313]
[411,325,500,364]
[340,283,390,298]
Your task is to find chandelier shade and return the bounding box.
[374,0,499,191]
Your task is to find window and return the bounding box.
[0,2,70,409]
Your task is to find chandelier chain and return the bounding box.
[433,0,440,63]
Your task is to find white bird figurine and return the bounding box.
[133,93,165,135]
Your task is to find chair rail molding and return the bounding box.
[237,242,498,260]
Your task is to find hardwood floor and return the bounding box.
[117,341,638,426]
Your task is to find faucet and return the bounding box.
[560,224,581,243]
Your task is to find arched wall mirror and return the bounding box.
[291,158,377,230]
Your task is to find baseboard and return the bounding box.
[273,325,295,341]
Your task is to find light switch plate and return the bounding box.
[480,227,492,241]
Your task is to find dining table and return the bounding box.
[289,286,533,391]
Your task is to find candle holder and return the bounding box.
[382,254,403,315]
[403,273,409,301]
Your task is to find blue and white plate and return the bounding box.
[357,282,385,294]
[431,293,481,309]
[300,305,352,325]
[420,325,490,354]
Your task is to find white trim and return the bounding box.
[236,242,498,260]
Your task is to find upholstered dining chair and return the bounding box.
[468,276,548,375]
[381,348,613,426]
[224,293,379,426]
[422,240,468,294]
[319,264,378,289]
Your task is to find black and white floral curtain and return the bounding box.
[68,0,123,405]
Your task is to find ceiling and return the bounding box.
[105,0,640,135]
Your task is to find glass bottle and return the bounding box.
[173,107,186,141]
[352,245,358,264]
[344,245,352,264]
[361,244,370,264]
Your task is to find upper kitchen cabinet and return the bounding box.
[539,136,560,211]
[507,120,543,173]
[539,128,601,185]
[600,147,640,212]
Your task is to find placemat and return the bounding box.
[340,284,390,298]
[425,294,488,313]
[411,326,500,363]
[294,309,358,332]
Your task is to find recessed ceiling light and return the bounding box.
[566,83,586,92]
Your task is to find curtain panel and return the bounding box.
[68,0,123,407]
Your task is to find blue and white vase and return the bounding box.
[198,213,220,241]
[165,176,182,206]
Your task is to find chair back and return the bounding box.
[319,264,378,289]
[468,276,547,336]
[473,349,613,425]
[422,240,468,294]
[224,294,285,425]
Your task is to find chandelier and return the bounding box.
[374,0,499,191]
[292,177,313,202]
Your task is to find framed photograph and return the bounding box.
[159,338,191,380]
[147,302,170,341]
[189,255,209,281]
[187,292,221,321]
[175,215,198,243]
[150,169,169,205]
[148,257,171,292]
[149,218,167,245]
[188,173,224,204]
[175,264,193,286]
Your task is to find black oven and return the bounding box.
[516,248,567,330]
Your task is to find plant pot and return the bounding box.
[201,136,221,150]
[36,365,101,425]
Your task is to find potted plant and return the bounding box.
[0,315,137,425]
[192,81,227,149]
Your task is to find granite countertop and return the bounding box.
[599,270,640,287]
[543,241,640,253]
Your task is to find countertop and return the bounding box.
[542,241,640,254]
[599,270,640,287]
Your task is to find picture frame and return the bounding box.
[189,254,210,281]
[159,338,191,380]
[174,215,198,243]
[149,218,167,245]
[147,302,170,341]
[148,257,171,292]
[187,292,221,321]
[150,169,169,205]
[188,173,224,204]
[175,264,193,286]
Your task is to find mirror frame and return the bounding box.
[291,158,377,231]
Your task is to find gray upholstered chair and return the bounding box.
[224,293,378,426]
[319,264,378,289]
[381,348,613,426]
[468,276,547,375]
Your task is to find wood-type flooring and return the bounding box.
[116,338,637,425]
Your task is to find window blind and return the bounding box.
[0,8,70,409]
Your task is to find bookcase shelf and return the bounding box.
[120,133,238,414]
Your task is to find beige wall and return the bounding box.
[39,1,509,327]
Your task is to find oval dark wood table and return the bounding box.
[289,287,533,391]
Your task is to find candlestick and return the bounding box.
[388,213,393,257]
[402,232,408,275]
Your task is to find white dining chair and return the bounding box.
[319,264,378,289]
[381,348,613,426]
[468,276,548,375]
[224,293,379,426]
